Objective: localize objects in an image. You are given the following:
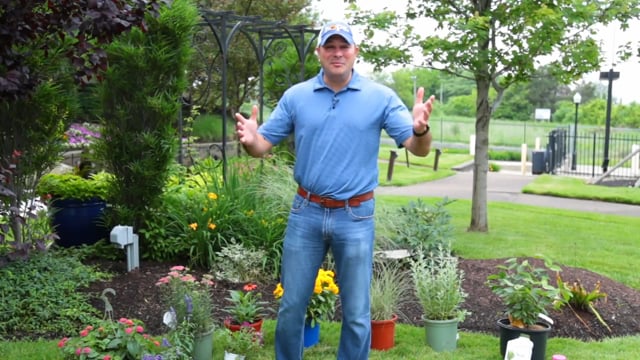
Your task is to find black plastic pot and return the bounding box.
[50,198,108,248]
[497,318,551,360]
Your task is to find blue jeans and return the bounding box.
[275,194,375,360]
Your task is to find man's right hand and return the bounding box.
[235,105,273,157]
[235,105,259,146]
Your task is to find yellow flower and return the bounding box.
[328,283,340,295]
[273,268,339,324]
[207,192,218,200]
[207,222,216,230]
[273,283,284,298]
[189,223,198,230]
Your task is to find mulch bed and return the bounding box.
[76,257,640,342]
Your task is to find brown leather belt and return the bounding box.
[297,187,374,208]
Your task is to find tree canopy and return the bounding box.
[348,0,640,232]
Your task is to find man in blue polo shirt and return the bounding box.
[236,20,434,360]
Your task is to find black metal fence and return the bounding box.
[544,126,640,180]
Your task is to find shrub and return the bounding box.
[93,0,198,240]
[391,198,454,254]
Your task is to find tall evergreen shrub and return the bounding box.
[94,0,198,248]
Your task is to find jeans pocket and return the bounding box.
[347,198,375,220]
[290,194,308,213]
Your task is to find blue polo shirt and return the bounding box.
[258,70,413,199]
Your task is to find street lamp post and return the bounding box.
[571,92,582,171]
[411,75,417,98]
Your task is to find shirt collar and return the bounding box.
[313,69,363,92]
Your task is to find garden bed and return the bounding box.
[79,257,640,342]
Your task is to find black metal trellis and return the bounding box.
[184,10,319,181]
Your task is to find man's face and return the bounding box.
[316,36,358,78]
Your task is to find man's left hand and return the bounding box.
[412,87,435,134]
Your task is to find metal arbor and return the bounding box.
[183,11,319,180]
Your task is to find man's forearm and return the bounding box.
[406,131,432,157]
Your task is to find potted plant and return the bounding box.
[369,256,412,351]
[410,244,469,352]
[486,257,567,360]
[273,268,340,348]
[156,266,216,360]
[223,283,270,333]
[36,170,113,247]
[221,326,262,360]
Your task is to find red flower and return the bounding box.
[244,283,257,292]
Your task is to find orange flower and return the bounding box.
[244,283,258,291]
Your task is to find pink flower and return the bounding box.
[104,355,112,360]
[119,318,134,326]
[168,271,180,278]
[83,347,91,354]
[125,327,133,334]
[135,325,144,333]
[57,337,68,348]
[80,329,89,337]
[170,265,186,271]
[180,274,196,282]
[155,277,170,286]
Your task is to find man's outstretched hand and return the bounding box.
[235,105,259,145]
[412,87,435,134]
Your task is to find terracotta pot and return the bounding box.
[370,314,398,351]
[223,318,263,333]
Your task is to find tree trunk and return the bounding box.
[469,78,491,232]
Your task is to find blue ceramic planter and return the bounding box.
[51,198,108,248]
[303,320,320,348]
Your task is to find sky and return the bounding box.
[312,0,640,104]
